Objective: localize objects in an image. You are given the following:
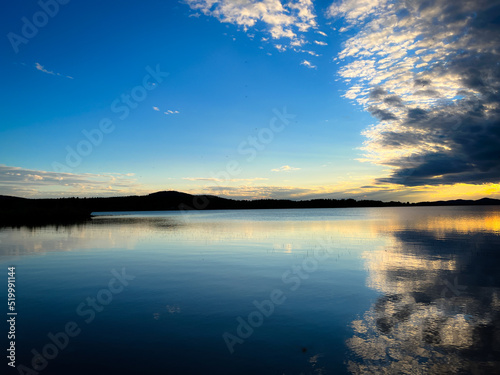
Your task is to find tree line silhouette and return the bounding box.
[1,190,498,226]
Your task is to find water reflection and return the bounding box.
[348,209,500,374]
[0,209,382,259]
[2,207,499,373]
[0,214,193,258]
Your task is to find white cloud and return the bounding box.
[330,0,488,111]
[153,107,179,114]
[316,30,328,36]
[0,165,144,198]
[329,0,500,186]
[183,177,268,182]
[35,63,73,79]
[314,40,327,45]
[327,0,389,24]
[271,165,301,172]
[184,0,317,48]
[35,62,54,75]
[300,60,316,69]
[200,185,312,200]
[196,181,420,200]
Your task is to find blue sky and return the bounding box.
[1,0,499,201]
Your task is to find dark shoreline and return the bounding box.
[1,191,499,227]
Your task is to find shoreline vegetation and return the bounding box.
[0,190,499,227]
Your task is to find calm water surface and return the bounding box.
[1,206,499,374]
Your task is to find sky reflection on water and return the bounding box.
[0,207,499,374]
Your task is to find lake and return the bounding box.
[1,206,500,374]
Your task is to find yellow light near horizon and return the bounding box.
[414,214,500,235]
[423,183,500,201]
[484,183,500,195]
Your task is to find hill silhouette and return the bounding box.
[0,191,499,226]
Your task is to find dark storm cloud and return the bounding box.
[369,86,388,99]
[335,0,500,186]
[378,101,500,185]
[368,106,398,121]
[406,108,428,122]
[413,78,431,87]
[383,95,404,107]
[414,89,440,97]
[377,131,430,148]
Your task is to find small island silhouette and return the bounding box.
[0,190,499,226]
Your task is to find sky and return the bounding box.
[1,0,499,202]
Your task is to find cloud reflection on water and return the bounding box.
[348,209,500,374]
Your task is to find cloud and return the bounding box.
[367,106,397,121]
[153,106,180,114]
[316,30,327,36]
[182,177,268,182]
[200,185,313,200]
[313,40,327,45]
[330,0,500,187]
[184,0,317,48]
[0,165,144,198]
[271,165,301,172]
[300,60,316,69]
[35,62,54,75]
[35,63,73,79]
[192,180,500,202]
[327,0,389,24]
[306,50,320,56]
